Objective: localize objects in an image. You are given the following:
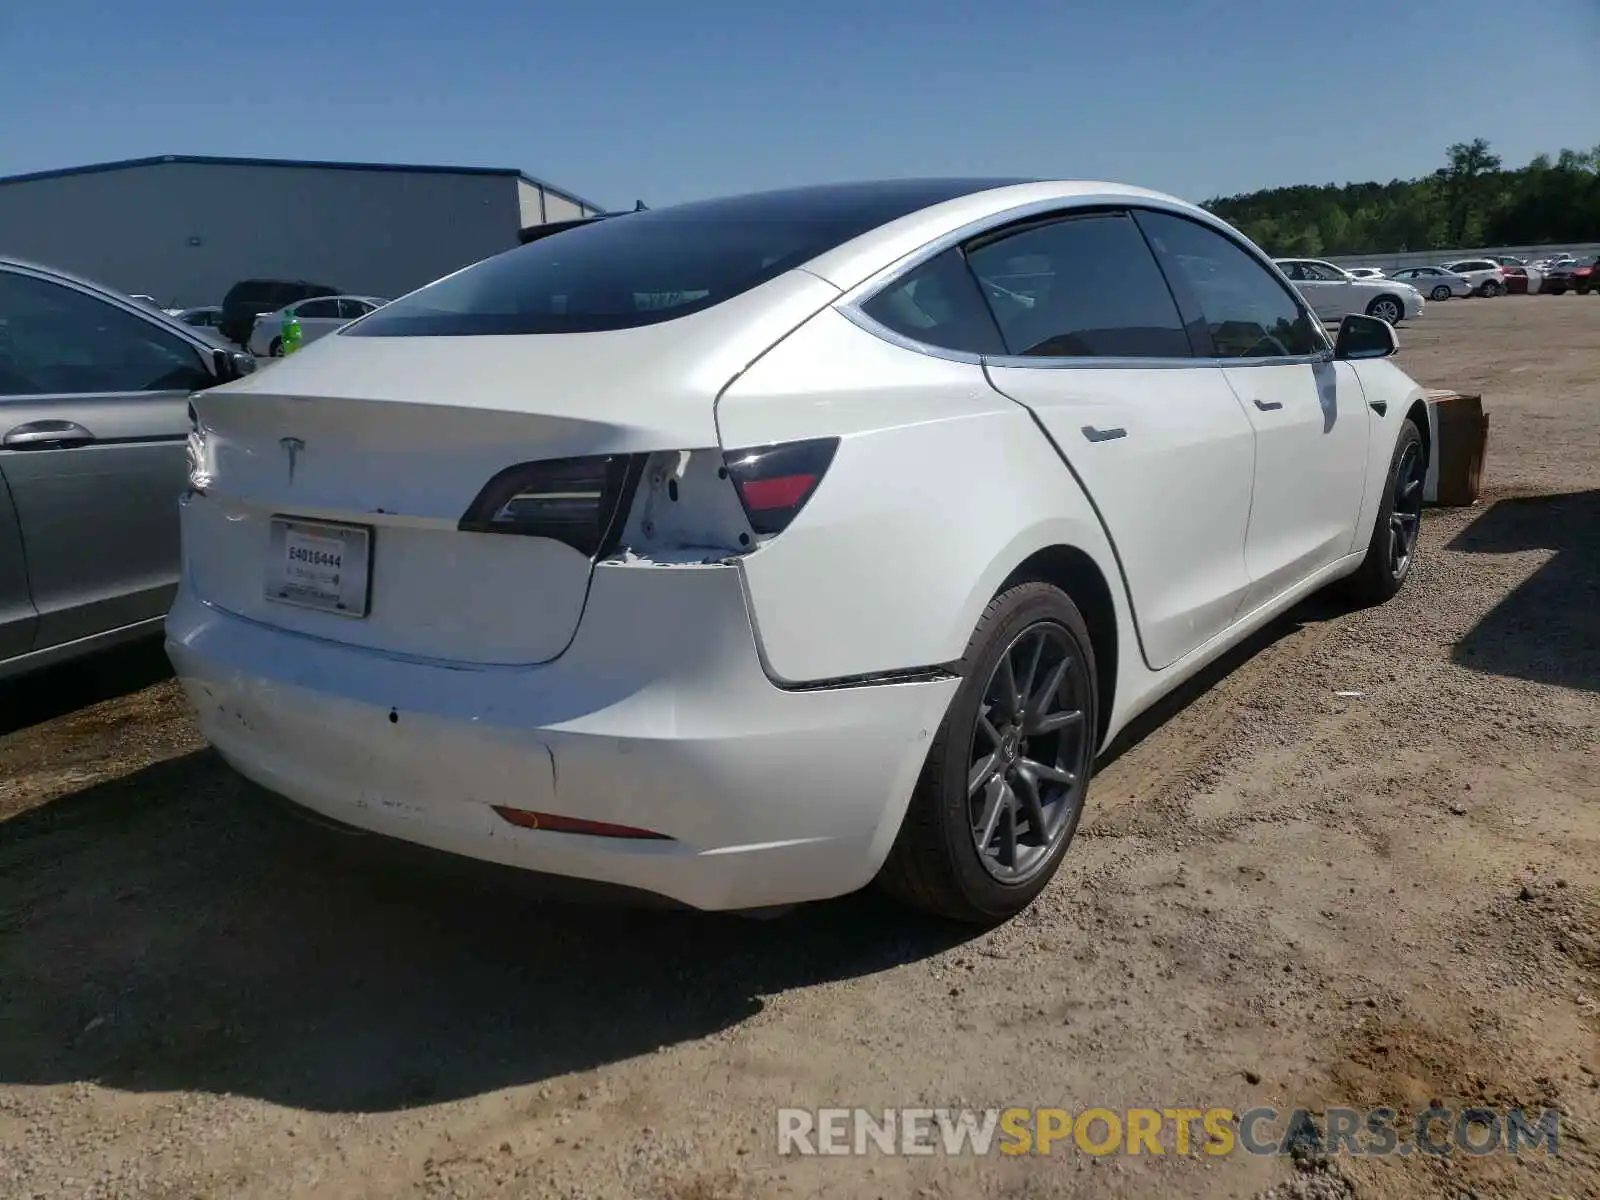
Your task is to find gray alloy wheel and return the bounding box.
[1338,419,1425,605]
[875,581,1098,924]
[1386,438,1426,583]
[1430,284,1452,301]
[965,620,1091,884]
[1480,279,1502,297]
[1367,296,1403,324]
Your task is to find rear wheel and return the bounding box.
[876,581,1097,924]
[1366,295,1404,324]
[1577,280,1592,296]
[269,337,284,357]
[1339,419,1425,605]
[1430,284,1451,301]
[1480,279,1503,297]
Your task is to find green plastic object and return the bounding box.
[280,310,303,355]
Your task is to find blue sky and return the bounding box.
[0,0,1595,209]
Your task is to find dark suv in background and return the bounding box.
[219,278,340,347]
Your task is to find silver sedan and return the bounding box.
[0,258,254,679]
[1388,266,1473,301]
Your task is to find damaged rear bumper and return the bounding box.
[165,560,958,911]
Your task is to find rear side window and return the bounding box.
[858,248,1004,355]
[297,299,340,319]
[963,212,1191,358]
[1135,211,1325,359]
[348,180,1029,336]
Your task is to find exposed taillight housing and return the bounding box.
[722,437,839,537]
[458,453,644,558]
[184,400,212,494]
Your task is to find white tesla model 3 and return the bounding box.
[168,179,1432,924]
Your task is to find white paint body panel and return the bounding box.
[981,360,1255,670]
[168,562,958,911]
[1221,360,1372,611]
[168,178,1431,911]
[717,308,1133,685]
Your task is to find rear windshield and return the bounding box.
[347,179,1028,337]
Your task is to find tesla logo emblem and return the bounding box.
[280,437,305,481]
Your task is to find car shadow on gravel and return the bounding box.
[0,636,172,737]
[1096,590,1353,768]
[0,751,973,1114]
[1447,489,1599,693]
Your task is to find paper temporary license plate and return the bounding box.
[264,517,372,617]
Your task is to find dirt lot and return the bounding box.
[1,297,1597,1200]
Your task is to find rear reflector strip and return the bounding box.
[738,473,819,513]
[492,806,671,840]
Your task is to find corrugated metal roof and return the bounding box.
[0,154,603,213]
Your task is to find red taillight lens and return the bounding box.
[722,437,839,536]
[492,806,671,840]
[459,453,644,558]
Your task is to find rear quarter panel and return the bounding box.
[716,307,1135,713]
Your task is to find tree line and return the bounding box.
[1204,139,1600,257]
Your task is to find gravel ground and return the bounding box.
[1,297,1597,1199]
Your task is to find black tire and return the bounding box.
[269,337,283,357]
[876,581,1098,924]
[1577,281,1592,296]
[1430,285,1452,302]
[1366,295,1404,324]
[1480,279,1502,297]
[1339,419,1425,605]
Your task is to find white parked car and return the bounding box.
[171,304,225,329]
[1345,267,1385,279]
[247,294,387,356]
[1440,259,1506,296]
[1388,266,1474,301]
[1274,259,1423,325]
[168,180,1433,924]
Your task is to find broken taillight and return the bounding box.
[722,437,839,536]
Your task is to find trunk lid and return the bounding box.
[184,270,839,665]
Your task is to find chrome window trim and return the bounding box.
[838,305,1334,372]
[835,303,986,367]
[834,197,1332,370]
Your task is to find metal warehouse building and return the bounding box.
[0,154,605,309]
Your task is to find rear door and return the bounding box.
[0,468,33,659]
[1136,212,1371,612]
[0,266,212,648]
[295,298,345,343]
[1280,260,1332,319]
[967,210,1258,670]
[1302,261,1358,318]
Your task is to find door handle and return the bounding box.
[1081,425,1127,443]
[1252,398,1284,412]
[3,420,97,449]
